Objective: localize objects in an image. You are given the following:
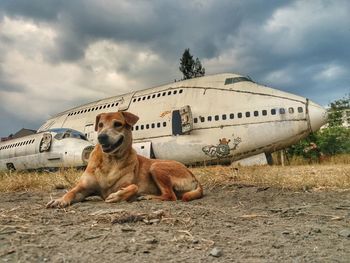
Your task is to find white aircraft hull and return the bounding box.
[0,129,93,171]
[35,73,327,165]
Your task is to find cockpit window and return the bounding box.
[51,129,88,141]
[224,77,253,85]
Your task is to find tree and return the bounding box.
[328,94,350,127]
[287,94,350,160]
[194,58,205,78]
[179,49,205,80]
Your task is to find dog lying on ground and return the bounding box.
[47,111,203,208]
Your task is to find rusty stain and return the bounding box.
[160,111,171,118]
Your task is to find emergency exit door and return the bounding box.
[172,105,193,135]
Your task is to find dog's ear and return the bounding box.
[95,113,102,131]
[121,111,139,127]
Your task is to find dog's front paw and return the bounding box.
[105,191,122,203]
[46,198,70,208]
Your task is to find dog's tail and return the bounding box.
[181,173,203,202]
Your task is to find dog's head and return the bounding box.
[94,111,139,155]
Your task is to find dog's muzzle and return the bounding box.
[98,133,124,154]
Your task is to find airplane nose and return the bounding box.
[308,100,328,132]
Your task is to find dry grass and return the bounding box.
[0,164,350,193]
[193,164,350,191]
[0,168,80,192]
[275,154,350,166]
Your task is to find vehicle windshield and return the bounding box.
[50,128,88,141]
[224,76,253,85]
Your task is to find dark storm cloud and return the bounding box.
[0,0,290,62]
[0,0,63,21]
[0,0,349,137]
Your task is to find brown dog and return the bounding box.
[46,111,203,208]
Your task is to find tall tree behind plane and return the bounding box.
[179,49,205,80]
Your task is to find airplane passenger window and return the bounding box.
[271,109,276,115]
[157,123,161,128]
[157,94,161,97]
[246,112,251,117]
[254,111,259,117]
[207,116,212,121]
[152,94,156,98]
[151,123,155,128]
[141,125,144,130]
[194,118,198,123]
[262,110,267,116]
[179,89,183,94]
[163,122,167,127]
[230,113,234,119]
[222,114,227,120]
[138,98,141,101]
[146,124,150,129]
[147,96,151,100]
[200,117,205,122]
[279,108,285,114]
[135,126,139,131]
[173,90,177,95]
[168,91,171,95]
[107,105,110,108]
[238,113,242,118]
[133,99,136,102]
[215,115,219,121]
[298,107,303,113]
[142,97,146,100]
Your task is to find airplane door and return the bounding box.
[39,133,52,152]
[172,105,193,135]
[84,124,97,144]
[118,92,136,111]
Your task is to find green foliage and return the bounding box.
[316,126,350,155]
[287,125,350,159]
[328,94,350,127]
[288,94,350,159]
[179,49,205,80]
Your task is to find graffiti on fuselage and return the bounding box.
[202,136,242,158]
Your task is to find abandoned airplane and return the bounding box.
[33,73,328,165]
[0,128,94,171]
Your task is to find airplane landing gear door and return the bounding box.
[172,105,193,135]
[133,141,155,158]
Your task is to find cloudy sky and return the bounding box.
[0,0,349,137]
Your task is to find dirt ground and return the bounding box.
[1,186,350,262]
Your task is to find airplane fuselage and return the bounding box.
[37,73,327,165]
[0,129,93,171]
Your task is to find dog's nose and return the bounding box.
[98,133,109,145]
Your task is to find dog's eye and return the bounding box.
[98,122,103,128]
[114,122,122,128]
